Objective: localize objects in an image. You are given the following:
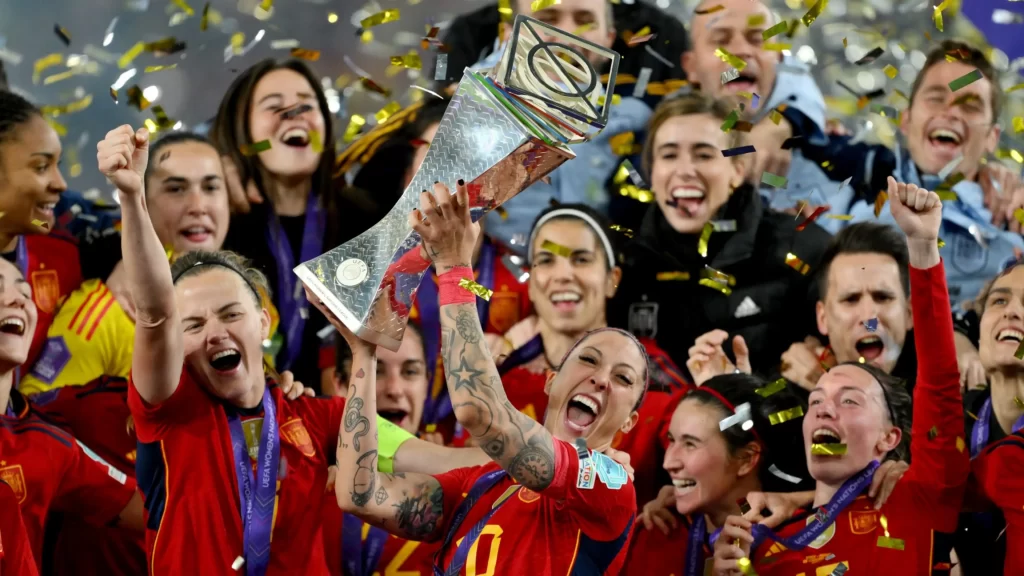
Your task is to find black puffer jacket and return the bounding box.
[608,185,831,377]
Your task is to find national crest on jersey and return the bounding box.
[0,463,27,503]
[31,269,61,314]
[487,290,520,334]
[280,418,316,458]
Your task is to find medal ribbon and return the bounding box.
[265,193,325,370]
[13,236,26,388]
[684,515,712,576]
[433,469,511,576]
[227,388,280,576]
[419,242,496,425]
[341,515,389,576]
[970,396,1024,457]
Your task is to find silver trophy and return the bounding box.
[295,15,621,350]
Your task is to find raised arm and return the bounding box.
[97,126,183,405]
[411,182,558,491]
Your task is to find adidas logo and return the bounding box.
[734,296,761,318]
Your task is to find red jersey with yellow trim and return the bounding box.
[969,431,1024,575]
[433,439,636,575]
[750,263,969,576]
[0,479,38,576]
[29,376,144,576]
[0,390,136,572]
[321,502,440,576]
[128,370,345,575]
[20,235,85,370]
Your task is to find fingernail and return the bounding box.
[457,179,465,186]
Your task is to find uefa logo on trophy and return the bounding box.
[295,15,621,350]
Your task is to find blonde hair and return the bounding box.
[641,92,747,177]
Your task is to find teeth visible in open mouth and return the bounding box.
[929,128,961,145]
[856,336,881,347]
[0,317,25,335]
[671,187,704,199]
[570,394,599,414]
[212,350,239,361]
[39,203,56,211]
[282,128,309,145]
[812,428,842,444]
[550,292,581,303]
[672,478,696,488]
[998,329,1024,343]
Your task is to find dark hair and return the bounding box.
[0,91,41,148]
[143,131,218,189]
[170,250,270,308]
[910,40,1002,122]
[817,222,910,300]
[509,0,614,27]
[528,203,619,269]
[832,361,912,463]
[208,58,335,211]
[562,327,649,411]
[975,261,1023,316]
[0,61,8,91]
[684,374,814,492]
[333,320,427,380]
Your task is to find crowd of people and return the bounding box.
[0,0,1022,574]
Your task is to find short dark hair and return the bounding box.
[170,250,270,308]
[685,374,814,492]
[334,320,427,381]
[910,40,1002,122]
[529,203,619,269]
[143,131,217,190]
[0,91,41,148]
[817,222,910,300]
[834,362,912,463]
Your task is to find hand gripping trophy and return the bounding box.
[295,15,621,350]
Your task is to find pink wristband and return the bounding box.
[438,267,476,306]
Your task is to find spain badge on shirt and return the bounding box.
[0,463,27,504]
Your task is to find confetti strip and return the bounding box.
[874,191,888,218]
[374,102,401,124]
[811,443,847,455]
[271,39,300,50]
[712,220,737,232]
[309,130,323,154]
[796,206,828,231]
[937,153,964,181]
[956,436,965,453]
[877,516,905,550]
[459,278,493,301]
[855,47,884,65]
[54,24,71,46]
[695,4,725,14]
[949,69,983,92]
[736,557,756,576]
[755,379,787,398]
[126,86,151,111]
[531,0,559,11]
[697,223,714,258]
[801,0,828,26]
[541,240,573,258]
[361,9,400,28]
[721,110,739,131]
[390,51,422,69]
[770,405,804,425]
[291,48,320,61]
[1015,208,1024,228]
[200,2,210,30]
[232,556,244,571]
[933,0,952,32]
[769,463,802,484]
[171,0,195,15]
[763,43,792,51]
[1015,340,1024,360]
[32,53,64,84]
[763,21,788,40]
[656,271,690,281]
[883,64,898,79]
[31,219,50,230]
[785,253,810,275]
[644,45,674,68]
[722,145,756,157]
[240,140,272,156]
[110,88,118,103]
[609,224,633,238]
[928,425,939,440]
[699,267,734,295]
[769,109,783,125]
[761,172,787,188]
[633,67,653,98]
[719,402,753,432]
[1013,117,1023,134]
[360,77,391,97]
[826,214,853,221]
[864,318,879,332]
[715,47,747,71]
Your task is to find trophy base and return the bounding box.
[295,265,402,350]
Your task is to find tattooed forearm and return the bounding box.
[344,397,370,451]
[352,450,377,507]
[374,485,389,505]
[440,302,557,491]
[393,480,445,540]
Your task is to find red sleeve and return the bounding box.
[127,368,206,441]
[52,438,137,526]
[542,439,636,539]
[298,395,347,456]
[902,261,970,531]
[434,465,488,531]
[971,433,1024,512]
[0,481,39,576]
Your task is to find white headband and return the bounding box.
[527,208,616,268]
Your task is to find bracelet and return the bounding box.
[438,266,476,306]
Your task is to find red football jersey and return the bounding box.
[128,370,345,575]
[970,431,1024,575]
[750,263,969,575]
[0,390,136,572]
[21,235,85,369]
[0,479,38,576]
[321,501,439,576]
[622,514,700,576]
[434,439,636,575]
[30,376,145,576]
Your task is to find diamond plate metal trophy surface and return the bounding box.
[295,15,620,350]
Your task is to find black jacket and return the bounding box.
[608,185,831,377]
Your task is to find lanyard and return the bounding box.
[341,515,389,576]
[227,388,280,576]
[684,515,712,576]
[496,334,544,376]
[970,396,1024,458]
[419,242,496,425]
[265,194,325,370]
[433,469,511,576]
[14,236,26,388]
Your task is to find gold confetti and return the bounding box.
[721,110,739,131]
[933,0,952,32]
[697,223,713,258]
[531,0,559,11]
[937,238,946,249]
[291,48,320,61]
[770,405,805,425]
[811,443,847,455]
[764,43,792,51]
[31,219,50,230]
[40,94,93,117]
[343,114,366,143]
[755,379,787,398]
[144,64,178,73]
[695,4,725,15]
[171,0,194,15]
[763,21,788,40]
[699,267,735,295]
[458,278,493,301]
[497,0,513,21]
[231,32,245,56]
[259,0,272,10]
[928,425,939,440]
[309,130,323,154]
[785,253,810,275]
[737,557,756,576]
[374,101,402,124]
[360,9,400,28]
[877,515,905,550]
[32,53,64,84]
[826,214,853,221]
[747,14,766,27]
[596,93,622,106]
[54,24,72,46]
[874,191,888,218]
[609,132,640,156]
[1014,117,1023,134]
[715,47,747,71]
[126,86,150,111]
[360,77,391,97]
[240,140,272,156]
[541,240,573,258]
[45,117,67,137]
[360,30,374,44]
[118,41,145,69]
[656,271,690,281]
[956,436,965,453]
[390,51,422,69]
[883,64,898,79]
[801,0,828,27]
[769,109,783,125]
[201,2,210,31]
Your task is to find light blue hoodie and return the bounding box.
[846,142,1024,308]
[473,39,653,251]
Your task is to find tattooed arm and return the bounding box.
[333,341,448,542]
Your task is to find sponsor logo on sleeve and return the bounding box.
[592,452,627,490]
[576,457,596,490]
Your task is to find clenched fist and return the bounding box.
[97,125,150,197]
